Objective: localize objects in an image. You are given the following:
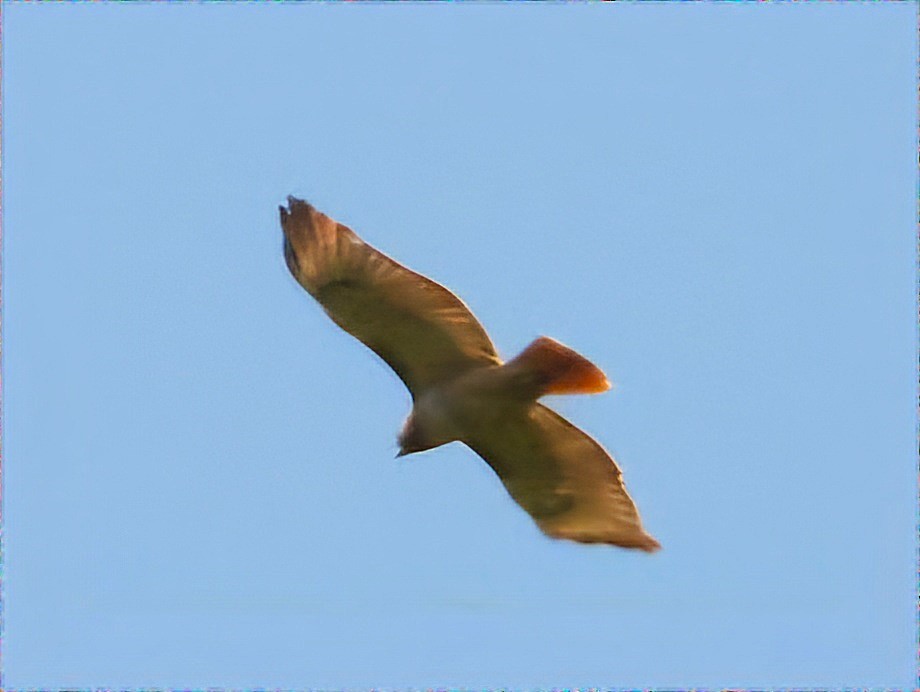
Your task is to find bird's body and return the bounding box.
[280,197,660,551]
[398,365,506,455]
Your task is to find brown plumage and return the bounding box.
[280,197,660,551]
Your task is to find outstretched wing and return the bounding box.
[464,404,660,551]
[280,197,501,396]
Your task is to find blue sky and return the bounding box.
[3,3,916,688]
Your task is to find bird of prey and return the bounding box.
[279,197,660,551]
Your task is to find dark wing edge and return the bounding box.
[465,403,661,551]
[280,197,501,395]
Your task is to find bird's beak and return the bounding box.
[395,448,407,458]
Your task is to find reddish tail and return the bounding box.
[505,337,610,398]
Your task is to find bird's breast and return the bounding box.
[421,367,523,433]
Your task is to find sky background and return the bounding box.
[3,3,916,688]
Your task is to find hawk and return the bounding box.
[280,197,660,551]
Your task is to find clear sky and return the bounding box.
[3,3,916,688]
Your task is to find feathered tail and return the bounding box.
[503,336,610,399]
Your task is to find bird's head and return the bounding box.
[396,414,440,457]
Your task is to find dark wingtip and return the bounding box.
[281,196,313,225]
[638,534,662,553]
[598,529,661,553]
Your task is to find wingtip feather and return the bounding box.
[637,534,662,553]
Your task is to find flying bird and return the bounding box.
[280,197,660,551]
